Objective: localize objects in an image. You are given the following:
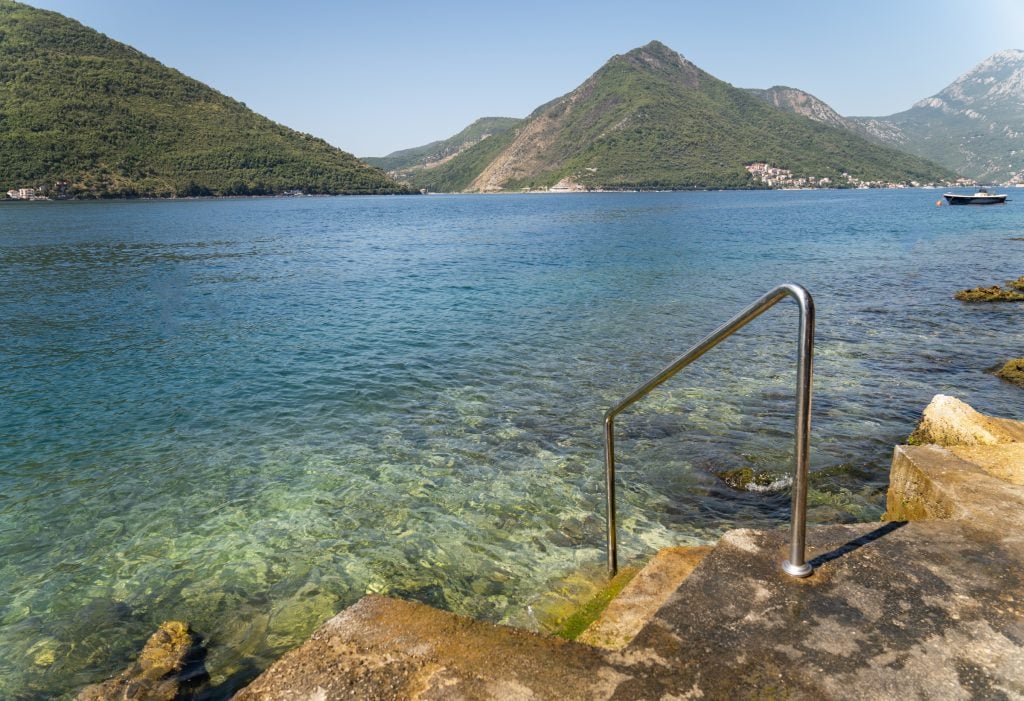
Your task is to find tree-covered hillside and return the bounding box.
[363,117,522,174]
[0,0,407,197]
[409,42,955,192]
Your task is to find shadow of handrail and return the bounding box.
[808,521,907,569]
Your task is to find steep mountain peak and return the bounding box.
[848,48,1024,181]
[610,40,703,89]
[916,48,1024,110]
[404,40,952,193]
[629,40,683,60]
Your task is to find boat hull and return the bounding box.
[944,194,1007,205]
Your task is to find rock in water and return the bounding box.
[138,621,194,680]
[995,358,1024,387]
[77,621,203,701]
[953,285,1024,302]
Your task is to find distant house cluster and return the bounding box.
[5,181,71,200]
[6,187,42,200]
[745,163,832,189]
[744,162,960,190]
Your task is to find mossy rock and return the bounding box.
[953,285,1024,302]
[1008,276,1024,292]
[994,358,1024,387]
[77,620,202,701]
[138,621,193,679]
[718,467,781,491]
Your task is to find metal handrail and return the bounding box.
[604,283,815,578]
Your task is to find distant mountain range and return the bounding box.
[740,51,1024,184]
[4,0,1020,199]
[851,49,1024,183]
[0,0,406,197]
[375,42,955,193]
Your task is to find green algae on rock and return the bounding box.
[77,621,204,701]
[953,285,1024,302]
[1008,276,1024,292]
[995,358,1024,387]
[551,567,639,641]
[718,467,784,491]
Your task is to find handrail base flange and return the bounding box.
[782,560,813,578]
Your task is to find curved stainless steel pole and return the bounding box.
[604,283,814,578]
[604,415,617,575]
[782,285,814,577]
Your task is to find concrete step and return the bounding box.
[577,545,711,650]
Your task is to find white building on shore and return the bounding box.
[6,187,37,200]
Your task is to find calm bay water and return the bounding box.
[1,190,1022,698]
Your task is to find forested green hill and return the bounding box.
[0,1,406,197]
[363,117,522,174]
[406,42,955,192]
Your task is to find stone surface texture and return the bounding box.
[235,521,1024,700]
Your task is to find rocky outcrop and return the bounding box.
[717,467,788,491]
[954,285,1024,302]
[747,86,854,131]
[77,621,205,701]
[995,357,1024,387]
[907,394,1024,446]
[886,396,1024,526]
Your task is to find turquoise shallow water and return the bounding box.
[1,190,1022,698]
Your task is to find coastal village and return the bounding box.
[742,162,980,190]
[5,180,70,200]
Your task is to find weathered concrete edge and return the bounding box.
[884,444,1024,532]
[577,545,712,650]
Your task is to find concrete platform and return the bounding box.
[234,519,1024,700]
[234,396,1024,700]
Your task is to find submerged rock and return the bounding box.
[76,620,205,701]
[717,467,785,491]
[953,284,1024,302]
[995,357,1024,387]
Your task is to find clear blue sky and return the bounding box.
[26,0,1024,157]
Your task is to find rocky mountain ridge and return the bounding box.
[399,41,952,193]
[363,117,522,177]
[847,49,1024,182]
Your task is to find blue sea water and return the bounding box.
[1,190,1022,698]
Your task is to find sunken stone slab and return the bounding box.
[232,594,618,701]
